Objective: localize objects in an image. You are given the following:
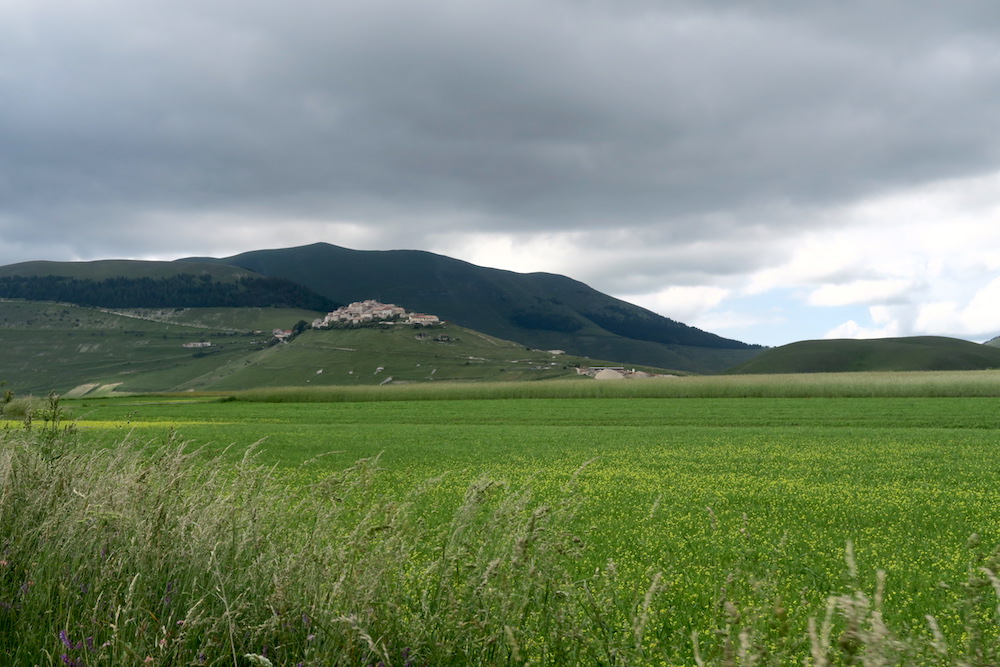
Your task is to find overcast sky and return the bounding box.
[3,1,1000,346]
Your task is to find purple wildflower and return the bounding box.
[162,580,174,607]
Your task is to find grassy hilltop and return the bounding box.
[7,298,1000,395]
[0,300,647,395]
[185,242,765,373]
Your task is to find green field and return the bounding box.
[6,378,1000,664]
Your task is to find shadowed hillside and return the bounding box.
[0,260,336,310]
[725,336,1000,374]
[0,244,763,374]
[185,242,761,373]
[0,259,250,280]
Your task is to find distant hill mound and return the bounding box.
[183,242,761,373]
[726,336,1000,374]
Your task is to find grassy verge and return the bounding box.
[229,369,1000,401]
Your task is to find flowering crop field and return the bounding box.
[48,393,1000,663]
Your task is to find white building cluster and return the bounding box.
[312,300,441,328]
[576,366,669,380]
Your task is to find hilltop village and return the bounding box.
[312,300,441,329]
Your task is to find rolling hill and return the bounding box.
[725,336,1000,374]
[0,301,627,395]
[183,242,762,372]
[0,243,763,374]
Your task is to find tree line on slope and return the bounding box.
[0,274,339,310]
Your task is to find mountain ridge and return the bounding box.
[0,242,762,373]
[182,242,760,373]
[4,245,1000,385]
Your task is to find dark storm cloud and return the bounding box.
[2,0,1000,266]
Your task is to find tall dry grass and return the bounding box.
[230,369,1000,403]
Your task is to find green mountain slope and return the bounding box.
[185,242,761,373]
[725,336,1000,374]
[0,243,763,374]
[175,325,602,392]
[0,302,323,395]
[0,301,634,395]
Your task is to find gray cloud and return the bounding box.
[9,4,1000,210]
[3,1,1000,340]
